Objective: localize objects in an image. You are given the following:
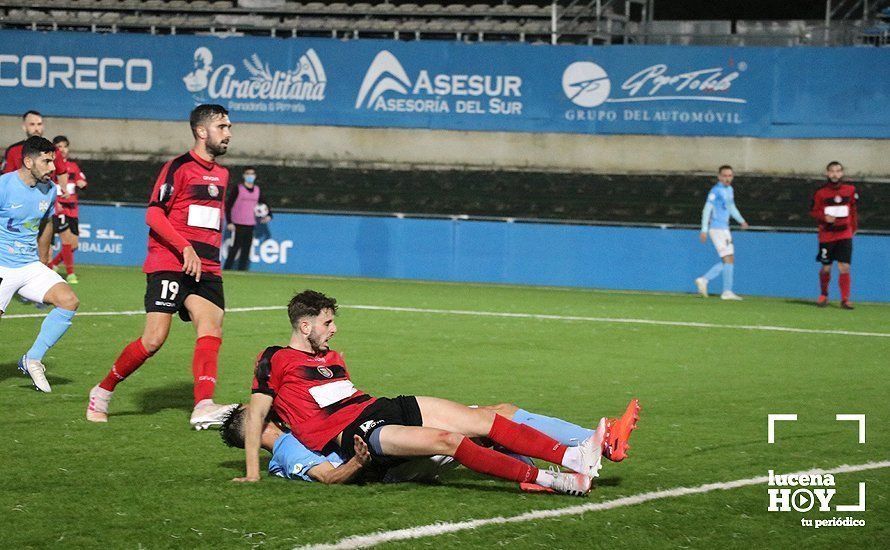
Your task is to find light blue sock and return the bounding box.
[26,307,76,361]
[702,262,723,281]
[513,408,593,445]
[722,263,734,293]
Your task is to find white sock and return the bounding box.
[194,398,214,409]
[561,446,583,472]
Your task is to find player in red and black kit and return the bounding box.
[47,135,87,284]
[4,111,69,264]
[235,290,614,496]
[810,161,858,309]
[86,104,238,429]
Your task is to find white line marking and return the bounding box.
[4,304,889,338]
[298,461,890,550]
[767,414,798,443]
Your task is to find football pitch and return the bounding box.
[1,265,887,549]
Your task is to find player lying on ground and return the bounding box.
[0,136,80,392]
[86,104,237,429]
[235,290,637,496]
[222,400,640,487]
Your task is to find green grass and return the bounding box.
[1,265,887,549]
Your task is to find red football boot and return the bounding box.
[603,399,640,462]
[816,295,829,307]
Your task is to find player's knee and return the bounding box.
[490,403,519,417]
[434,431,464,455]
[59,292,79,311]
[141,333,167,353]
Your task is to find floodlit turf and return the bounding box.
[1,265,887,549]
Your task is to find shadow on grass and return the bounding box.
[0,361,73,388]
[784,299,821,308]
[115,381,194,416]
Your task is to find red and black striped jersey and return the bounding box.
[810,182,858,243]
[55,159,87,218]
[143,150,229,276]
[252,346,377,451]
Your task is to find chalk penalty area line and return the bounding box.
[4,304,889,338]
[298,461,890,550]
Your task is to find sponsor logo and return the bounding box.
[317,366,334,379]
[0,54,151,91]
[562,61,611,108]
[561,60,747,127]
[183,47,326,113]
[355,50,523,116]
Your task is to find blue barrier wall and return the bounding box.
[1,30,888,138]
[74,205,889,302]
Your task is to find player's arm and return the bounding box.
[809,191,830,223]
[699,202,713,242]
[308,436,371,484]
[75,166,87,189]
[729,203,748,229]
[37,207,54,264]
[235,392,273,482]
[850,188,859,235]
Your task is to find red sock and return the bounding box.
[49,251,63,269]
[61,244,74,275]
[192,335,222,405]
[839,273,851,302]
[819,270,831,296]
[99,339,152,391]
[487,414,567,465]
[453,437,538,483]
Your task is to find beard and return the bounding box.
[307,331,328,353]
[207,139,229,157]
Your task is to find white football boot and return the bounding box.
[190,402,239,430]
[549,471,592,497]
[574,417,606,479]
[18,355,51,392]
[720,291,743,301]
[87,385,113,423]
[694,277,709,297]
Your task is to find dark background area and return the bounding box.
[77,160,888,230]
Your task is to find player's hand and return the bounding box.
[182,245,202,282]
[77,180,87,189]
[824,215,836,223]
[699,232,707,243]
[227,223,235,232]
[353,435,371,466]
[741,222,749,230]
[232,475,260,483]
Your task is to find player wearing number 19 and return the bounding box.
[87,105,237,428]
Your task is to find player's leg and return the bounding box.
[17,264,78,392]
[817,242,832,305]
[375,425,591,495]
[184,292,237,429]
[416,396,605,477]
[837,239,853,309]
[59,223,79,283]
[48,216,64,270]
[237,226,254,271]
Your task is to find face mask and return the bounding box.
[244,174,256,184]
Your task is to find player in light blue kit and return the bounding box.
[0,136,80,392]
[695,165,748,300]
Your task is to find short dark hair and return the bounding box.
[718,165,733,173]
[220,405,247,448]
[288,290,338,329]
[22,136,55,159]
[826,161,843,171]
[189,104,228,138]
[52,135,69,146]
[22,110,42,120]
[243,166,256,173]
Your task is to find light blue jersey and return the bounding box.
[701,182,745,232]
[268,432,343,482]
[0,170,55,268]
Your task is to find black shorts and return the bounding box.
[817,239,853,265]
[52,215,79,235]
[338,395,423,480]
[144,271,225,322]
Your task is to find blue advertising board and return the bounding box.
[72,204,889,302]
[1,30,888,138]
